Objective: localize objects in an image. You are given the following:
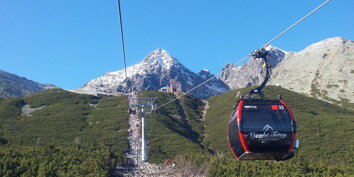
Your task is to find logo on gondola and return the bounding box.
[244,105,257,109]
[263,124,274,131]
[248,124,287,140]
[249,131,287,139]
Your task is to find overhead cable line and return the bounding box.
[261,0,332,49]
[147,111,156,142]
[156,56,250,110]
[117,0,129,93]
[156,0,332,111]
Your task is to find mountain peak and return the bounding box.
[323,36,348,42]
[264,45,288,54]
[151,48,167,54]
[305,37,353,51]
[147,48,174,60]
[143,48,180,69]
[74,48,229,98]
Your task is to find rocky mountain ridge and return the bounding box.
[74,49,229,99]
[219,37,354,104]
[269,37,354,103]
[0,70,56,98]
[74,37,354,103]
[219,46,287,90]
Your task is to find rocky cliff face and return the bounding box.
[269,37,354,103]
[74,49,229,99]
[0,70,56,98]
[74,37,354,102]
[220,46,287,90]
[219,37,354,103]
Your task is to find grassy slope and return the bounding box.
[0,89,129,176]
[203,86,354,175]
[140,91,208,163]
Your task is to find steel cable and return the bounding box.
[155,0,332,110]
[261,0,332,49]
[156,55,250,110]
[117,0,129,93]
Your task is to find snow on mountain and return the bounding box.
[220,46,288,90]
[74,49,229,99]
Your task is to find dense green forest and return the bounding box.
[140,91,208,163]
[0,89,129,176]
[0,87,353,176]
[137,87,354,176]
[0,145,114,177]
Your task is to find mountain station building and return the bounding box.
[160,79,182,92]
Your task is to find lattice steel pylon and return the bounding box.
[129,93,157,163]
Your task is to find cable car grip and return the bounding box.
[248,48,271,99]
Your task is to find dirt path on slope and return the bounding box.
[201,100,209,120]
[115,92,207,177]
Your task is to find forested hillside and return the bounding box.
[138,87,354,176]
[140,91,209,163]
[0,87,353,176]
[0,89,129,176]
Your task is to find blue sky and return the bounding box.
[1,0,353,89]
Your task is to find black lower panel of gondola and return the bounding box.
[228,116,245,158]
[238,151,295,161]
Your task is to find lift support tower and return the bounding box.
[129,96,157,162]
